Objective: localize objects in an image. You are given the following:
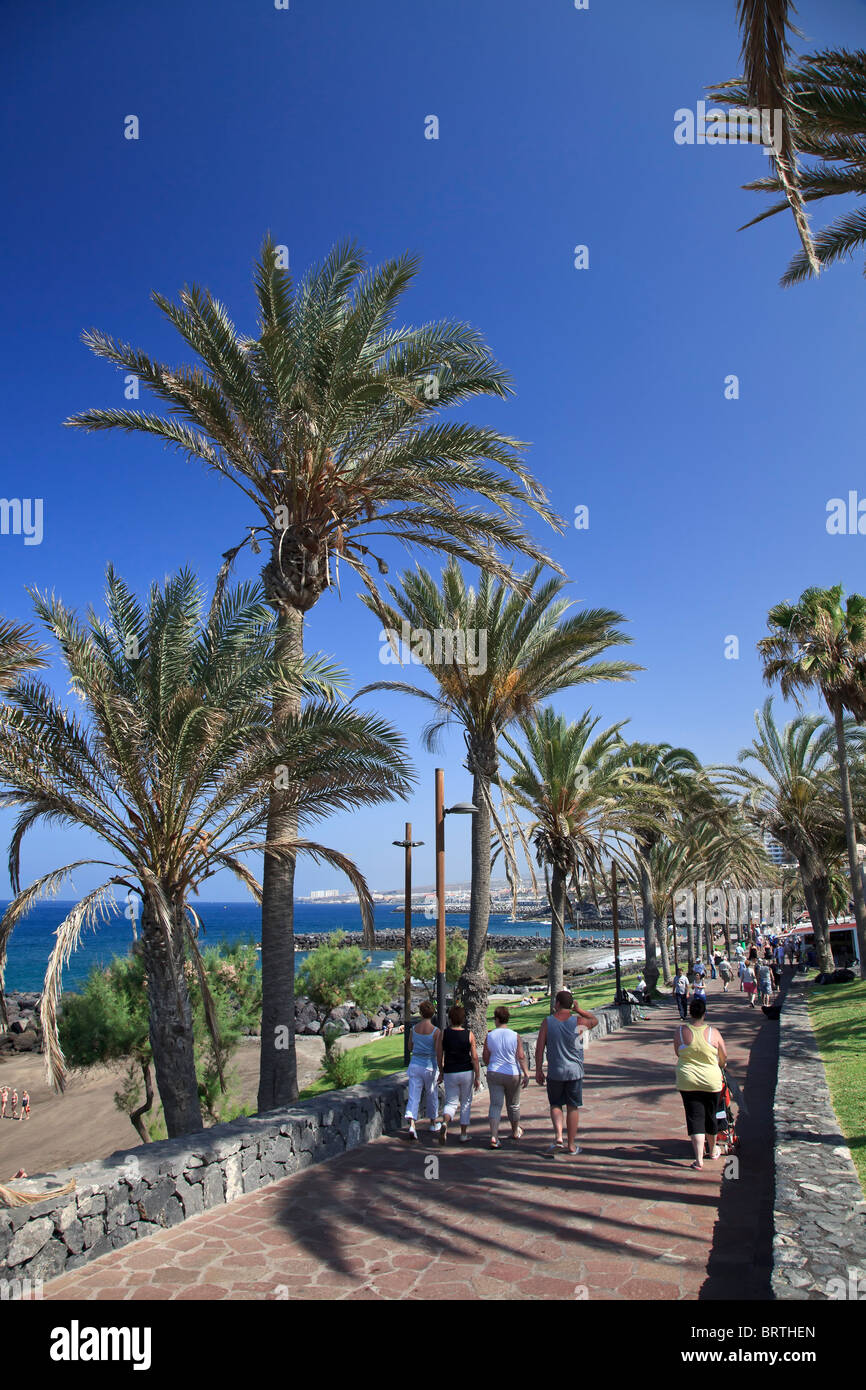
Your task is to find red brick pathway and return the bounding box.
[43,983,774,1301]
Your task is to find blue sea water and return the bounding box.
[2,899,596,994]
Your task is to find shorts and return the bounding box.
[680,1089,720,1136]
[546,1077,583,1109]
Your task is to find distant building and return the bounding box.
[763,831,795,868]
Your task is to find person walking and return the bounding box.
[673,967,690,1019]
[10,1089,18,1120]
[402,999,441,1140]
[674,997,728,1170]
[0,1086,7,1119]
[483,1006,530,1147]
[742,962,758,1008]
[758,958,774,1007]
[436,1004,480,1145]
[19,1089,29,1121]
[718,955,733,993]
[535,990,598,1157]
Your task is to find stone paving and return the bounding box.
[43,983,778,1301]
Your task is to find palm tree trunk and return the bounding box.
[686,915,695,975]
[457,768,492,1046]
[140,902,202,1138]
[801,869,834,975]
[548,864,567,1004]
[638,857,659,995]
[831,703,866,980]
[258,603,304,1111]
[654,915,672,985]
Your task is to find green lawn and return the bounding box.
[298,970,641,1099]
[807,978,866,1196]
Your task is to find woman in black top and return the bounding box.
[435,1004,481,1145]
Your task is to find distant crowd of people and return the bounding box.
[0,1085,30,1121]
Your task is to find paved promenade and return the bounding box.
[44,982,778,1301]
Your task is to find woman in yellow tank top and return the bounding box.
[673,997,728,1170]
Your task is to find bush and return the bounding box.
[296,930,397,1013]
[408,931,502,996]
[319,1046,365,1090]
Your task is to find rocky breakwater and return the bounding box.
[0,993,43,1056]
[295,929,556,953]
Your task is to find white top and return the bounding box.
[485,1026,521,1076]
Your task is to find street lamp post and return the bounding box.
[611,860,623,1004]
[434,768,478,1030]
[393,823,424,1067]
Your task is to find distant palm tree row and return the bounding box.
[1,242,865,1142]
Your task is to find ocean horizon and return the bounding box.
[0,898,640,994]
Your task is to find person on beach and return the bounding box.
[10,1089,18,1120]
[0,1086,7,1118]
[483,1006,530,1148]
[436,1004,480,1145]
[19,1089,29,1121]
[673,968,690,1019]
[674,997,728,1170]
[535,990,598,1158]
[403,999,441,1140]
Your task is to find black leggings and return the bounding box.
[680,1090,721,1136]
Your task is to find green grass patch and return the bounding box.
[297,970,640,1098]
[807,978,866,1196]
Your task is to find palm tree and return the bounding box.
[759,586,866,978]
[502,709,641,1001]
[359,561,639,1039]
[721,699,859,973]
[65,238,561,1109]
[726,0,821,275]
[0,618,46,690]
[616,744,712,995]
[710,47,866,284]
[0,568,411,1136]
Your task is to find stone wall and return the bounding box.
[772,977,866,1298]
[0,1001,635,1284]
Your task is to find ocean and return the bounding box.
[0,900,539,994]
[0,899,632,994]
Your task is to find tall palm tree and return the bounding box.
[721,698,858,973]
[725,1,820,274]
[710,47,866,284]
[502,709,641,1001]
[0,569,411,1136]
[759,586,866,978]
[65,237,561,1109]
[359,561,639,1039]
[616,744,712,994]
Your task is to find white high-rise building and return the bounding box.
[763,831,794,867]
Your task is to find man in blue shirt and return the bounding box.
[535,990,598,1158]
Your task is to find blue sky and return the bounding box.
[3,0,866,898]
